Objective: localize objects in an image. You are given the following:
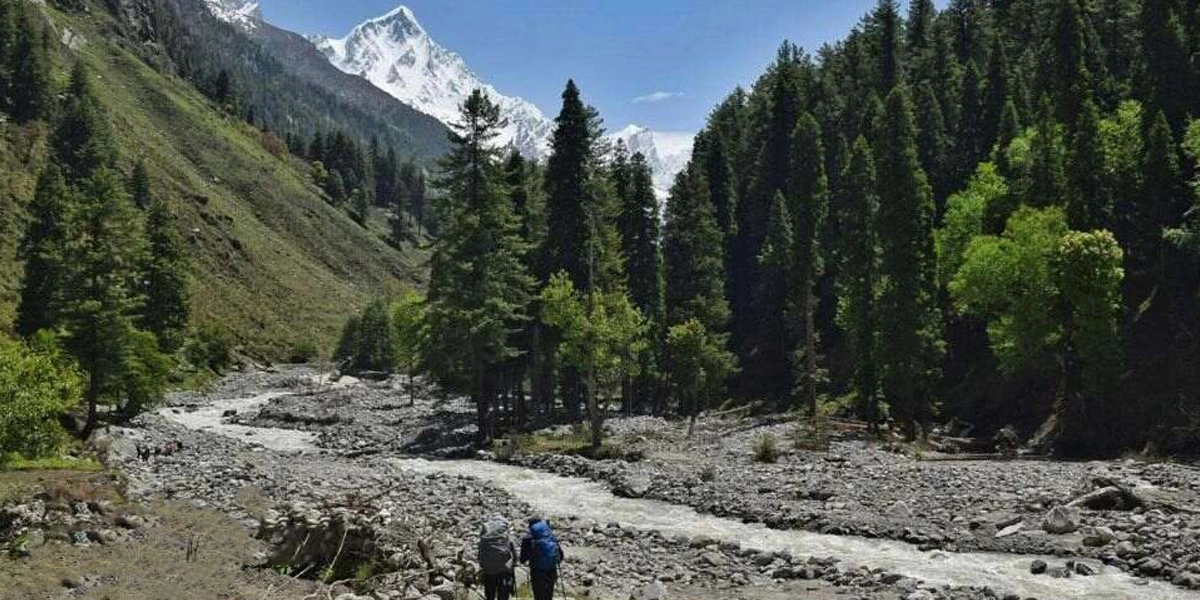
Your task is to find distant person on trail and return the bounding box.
[520,517,563,600]
[478,516,518,600]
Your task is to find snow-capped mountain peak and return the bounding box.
[613,125,695,197]
[310,5,552,158]
[203,0,262,31]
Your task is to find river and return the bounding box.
[161,390,1200,600]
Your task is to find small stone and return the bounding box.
[1030,559,1048,575]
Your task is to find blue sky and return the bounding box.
[260,1,904,134]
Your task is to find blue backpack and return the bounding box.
[528,520,560,572]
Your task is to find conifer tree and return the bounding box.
[8,3,51,123]
[353,299,395,373]
[756,194,795,404]
[61,167,165,435]
[954,60,985,182]
[789,113,829,415]
[905,0,937,62]
[1140,0,1199,129]
[53,64,116,182]
[423,90,533,443]
[665,167,729,332]
[129,160,152,209]
[0,0,15,105]
[1047,0,1092,128]
[142,192,191,352]
[1065,99,1111,231]
[914,84,950,206]
[981,33,1011,154]
[543,80,596,291]
[873,0,902,94]
[620,153,665,409]
[875,87,942,438]
[16,167,71,338]
[1026,98,1066,207]
[1135,112,1187,270]
[837,137,881,426]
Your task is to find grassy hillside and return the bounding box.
[0,2,429,357]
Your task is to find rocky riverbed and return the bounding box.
[70,366,1037,600]
[232,367,1200,597]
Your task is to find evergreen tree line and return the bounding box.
[0,0,53,124]
[299,129,428,238]
[400,0,1200,456]
[7,58,191,438]
[673,0,1200,454]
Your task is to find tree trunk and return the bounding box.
[80,376,99,439]
[473,365,489,446]
[805,290,818,417]
[588,368,601,451]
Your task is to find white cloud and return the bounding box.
[631,91,684,105]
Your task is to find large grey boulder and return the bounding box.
[1042,505,1080,534]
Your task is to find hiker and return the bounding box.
[478,516,517,600]
[520,517,563,600]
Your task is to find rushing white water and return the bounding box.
[164,390,1200,600]
[157,392,319,453]
[392,458,1200,600]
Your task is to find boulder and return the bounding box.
[1042,506,1080,534]
[1080,525,1116,547]
[1030,559,1048,575]
[634,580,668,600]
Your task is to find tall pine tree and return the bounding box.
[837,137,881,426]
[789,113,829,415]
[423,90,533,444]
[875,87,943,437]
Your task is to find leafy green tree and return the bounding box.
[837,138,881,424]
[789,113,829,415]
[875,86,942,437]
[16,167,71,338]
[540,273,648,450]
[951,207,1068,379]
[391,290,424,405]
[1100,100,1145,250]
[0,336,82,465]
[937,163,1009,286]
[1054,230,1124,454]
[141,192,191,352]
[53,64,116,182]
[666,318,737,435]
[423,90,533,443]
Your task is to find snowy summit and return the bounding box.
[308,6,554,159]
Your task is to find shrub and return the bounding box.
[753,433,778,463]
[288,340,320,364]
[0,337,83,466]
[184,326,234,373]
[699,465,716,482]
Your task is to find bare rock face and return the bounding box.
[1041,506,1080,534]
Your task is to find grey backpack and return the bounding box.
[478,517,515,575]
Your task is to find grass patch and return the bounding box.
[1,455,103,473]
[753,433,779,463]
[497,425,627,460]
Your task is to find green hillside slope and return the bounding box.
[0,2,429,357]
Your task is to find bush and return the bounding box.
[753,433,778,463]
[0,337,83,466]
[184,326,234,373]
[288,340,320,364]
[699,465,716,482]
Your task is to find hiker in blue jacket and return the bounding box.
[520,517,563,600]
[478,517,518,600]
